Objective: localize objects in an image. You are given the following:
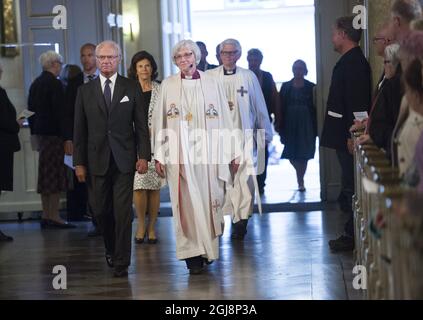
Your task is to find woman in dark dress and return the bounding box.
[278,60,316,191]
[28,51,74,229]
[0,64,24,241]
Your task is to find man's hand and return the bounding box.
[155,160,166,178]
[64,140,73,155]
[75,165,87,183]
[136,159,148,174]
[356,134,372,146]
[230,159,240,175]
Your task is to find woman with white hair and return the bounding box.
[153,40,238,275]
[28,50,75,229]
[357,43,404,161]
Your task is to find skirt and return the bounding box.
[37,135,67,194]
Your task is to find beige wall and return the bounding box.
[0,0,25,113]
[122,0,163,79]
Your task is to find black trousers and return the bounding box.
[257,144,269,192]
[336,150,354,237]
[90,155,134,268]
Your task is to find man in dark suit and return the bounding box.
[320,16,372,252]
[247,48,278,195]
[73,40,150,277]
[63,43,101,235]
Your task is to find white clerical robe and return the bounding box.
[207,66,273,223]
[153,71,236,261]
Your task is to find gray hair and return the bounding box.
[95,40,122,58]
[391,0,422,23]
[219,39,242,56]
[171,40,201,66]
[39,51,63,70]
[385,43,401,68]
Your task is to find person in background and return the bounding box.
[63,43,100,236]
[247,48,278,195]
[196,41,218,71]
[208,39,273,240]
[0,63,24,241]
[320,16,372,252]
[28,51,75,229]
[278,60,317,192]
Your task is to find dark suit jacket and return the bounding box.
[73,74,151,175]
[63,72,84,141]
[369,68,403,158]
[28,71,65,137]
[320,46,372,151]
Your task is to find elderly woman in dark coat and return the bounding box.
[0,63,24,241]
[28,51,74,229]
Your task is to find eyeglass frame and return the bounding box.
[174,52,194,61]
[96,55,120,61]
[220,50,239,57]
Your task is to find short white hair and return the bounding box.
[172,40,201,66]
[385,43,401,68]
[39,51,63,70]
[95,40,122,58]
[219,39,242,56]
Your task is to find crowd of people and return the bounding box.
[1,0,422,278]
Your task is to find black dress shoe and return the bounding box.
[105,254,114,268]
[0,230,13,242]
[113,266,128,277]
[203,258,214,265]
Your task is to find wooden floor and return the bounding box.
[0,210,363,300]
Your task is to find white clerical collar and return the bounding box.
[224,67,236,75]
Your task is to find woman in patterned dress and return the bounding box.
[129,51,164,244]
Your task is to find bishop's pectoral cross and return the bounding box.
[237,86,248,97]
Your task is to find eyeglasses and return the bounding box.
[221,50,239,56]
[384,60,391,64]
[174,52,193,61]
[96,55,119,61]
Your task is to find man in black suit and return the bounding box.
[63,43,101,235]
[320,16,372,252]
[73,40,150,277]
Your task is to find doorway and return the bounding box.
[190,0,321,204]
